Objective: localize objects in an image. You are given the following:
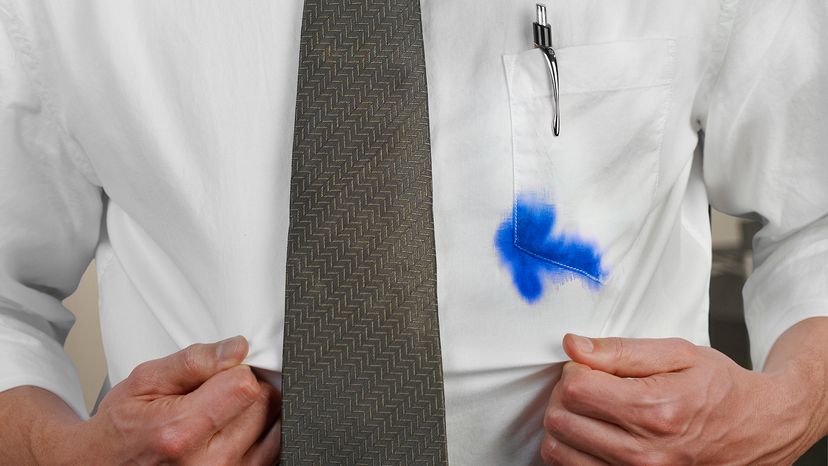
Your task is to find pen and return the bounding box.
[533,4,560,136]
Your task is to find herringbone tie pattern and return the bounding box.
[281,0,448,464]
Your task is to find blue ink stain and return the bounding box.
[495,194,606,303]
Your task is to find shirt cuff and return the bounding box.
[0,314,88,419]
[743,228,828,371]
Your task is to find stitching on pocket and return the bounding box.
[650,39,677,203]
[512,228,605,284]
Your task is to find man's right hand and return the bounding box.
[56,336,281,465]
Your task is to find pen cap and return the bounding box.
[533,22,552,48]
[533,4,552,48]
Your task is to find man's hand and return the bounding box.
[48,336,281,465]
[540,334,824,466]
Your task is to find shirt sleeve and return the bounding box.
[702,0,828,370]
[0,6,102,417]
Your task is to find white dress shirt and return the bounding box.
[1,1,826,464]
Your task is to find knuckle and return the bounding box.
[152,423,194,459]
[129,361,153,383]
[233,367,261,402]
[561,360,579,375]
[182,343,209,375]
[542,408,565,435]
[668,338,696,358]
[126,361,159,392]
[559,375,584,407]
[647,403,682,435]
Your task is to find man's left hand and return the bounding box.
[540,334,816,465]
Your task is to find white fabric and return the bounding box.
[0,1,826,464]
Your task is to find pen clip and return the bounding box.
[533,4,560,136]
[541,48,560,136]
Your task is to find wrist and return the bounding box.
[30,404,108,466]
[30,412,93,465]
[761,356,828,460]
[0,386,89,466]
[787,357,828,437]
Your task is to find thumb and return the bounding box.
[128,335,249,395]
[562,334,697,377]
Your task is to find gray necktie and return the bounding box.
[281,0,448,464]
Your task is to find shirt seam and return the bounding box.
[0,1,101,187]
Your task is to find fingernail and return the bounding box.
[570,334,593,353]
[217,335,245,363]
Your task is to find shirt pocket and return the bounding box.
[502,38,676,286]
